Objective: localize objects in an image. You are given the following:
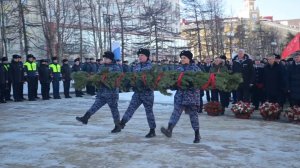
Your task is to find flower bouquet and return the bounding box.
[231,101,254,119]
[204,101,224,116]
[284,106,300,123]
[259,102,281,121]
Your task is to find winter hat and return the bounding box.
[1,57,8,62]
[40,59,48,63]
[13,54,19,59]
[103,51,115,61]
[62,59,68,63]
[219,55,227,61]
[27,54,34,59]
[52,57,58,61]
[180,50,193,62]
[137,48,150,57]
[74,58,80,62]
[274,53,281,59]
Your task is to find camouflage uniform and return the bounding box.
[121,60,156,129]
[86,63,122,124]
[168,63,201,131]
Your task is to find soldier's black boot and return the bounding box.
[76,112,91,125]
[145,128,156,138]
[120,119,126,129]
[193,129,201,143]
[161,124,173,138]
[111,124,122,133]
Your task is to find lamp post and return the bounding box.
[104,14,113,51]
[271,41,277,53]
[227,31,234,59]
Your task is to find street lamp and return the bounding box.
[227,31,234,59]
[104,14,113,51]
[271,41,277,53]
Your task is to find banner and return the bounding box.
[282,33,300,59]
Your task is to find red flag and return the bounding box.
[282,33,300,59]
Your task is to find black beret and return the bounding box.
[103,51,115,61]
[1,57,8,62]
[180,50,193,61]
[137,48,150,57]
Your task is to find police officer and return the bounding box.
[49,57,61,99]
[32,56,39,99]
[0,59,6,103]
[9,55,23,102]
[72,58,83,97]
[161,50,201,143]
[287,52,300,106]
[120,48,157,138]
[18,55,26,100]
[61,59,72,98]
[24,54,38,101]
[1,57,12,101]
[38,59,51,100]
[76,51,123,133]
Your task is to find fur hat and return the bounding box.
[103,51,115,61]
[137,48,150,57]
[180,50,193,62]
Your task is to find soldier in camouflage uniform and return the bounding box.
[161,50,201,143]
[76,51,123,133]
[120,48,157,138]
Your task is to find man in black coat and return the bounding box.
[263,54,285,106]
[287,52,300,106]
[38,59,51,100]
[61,59,72,98]
[9,55,23,102]
[72,58,83,97]
[0,60,6,103]
[1,57,12,101]
[232,49,255,102]
[203,57,212,102]
[251,56,265,109]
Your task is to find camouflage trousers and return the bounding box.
[169,104,199,131]
[122,91,156,129]
[87,92,120,124]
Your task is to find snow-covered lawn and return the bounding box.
[0,92,299,168]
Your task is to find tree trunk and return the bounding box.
[19,0,29,56]
[0,0,7,58]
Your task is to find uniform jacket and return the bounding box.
[175,63,201,106]
[98,63,123,95]
[61,64,72,81]
[263,62,285,96]
[133,60,152,92]
[9,61,23,83]
[38,64,51,83]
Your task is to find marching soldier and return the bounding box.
[120,48,157,138]
[161,50,201,143]
[76,51,123,133]
[49,57,61,99]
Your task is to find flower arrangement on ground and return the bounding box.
[259,102,281,121]
[204,101,224,116]
[284,105,300,123]
[231,101,254,119]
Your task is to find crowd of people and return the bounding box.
[1,48,300,143]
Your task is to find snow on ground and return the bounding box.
[0,91,300,168]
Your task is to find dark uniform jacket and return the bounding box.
[232,54,255,87]
[9,61,23,83]
[38,64,51,83]
[61,64,72,81]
